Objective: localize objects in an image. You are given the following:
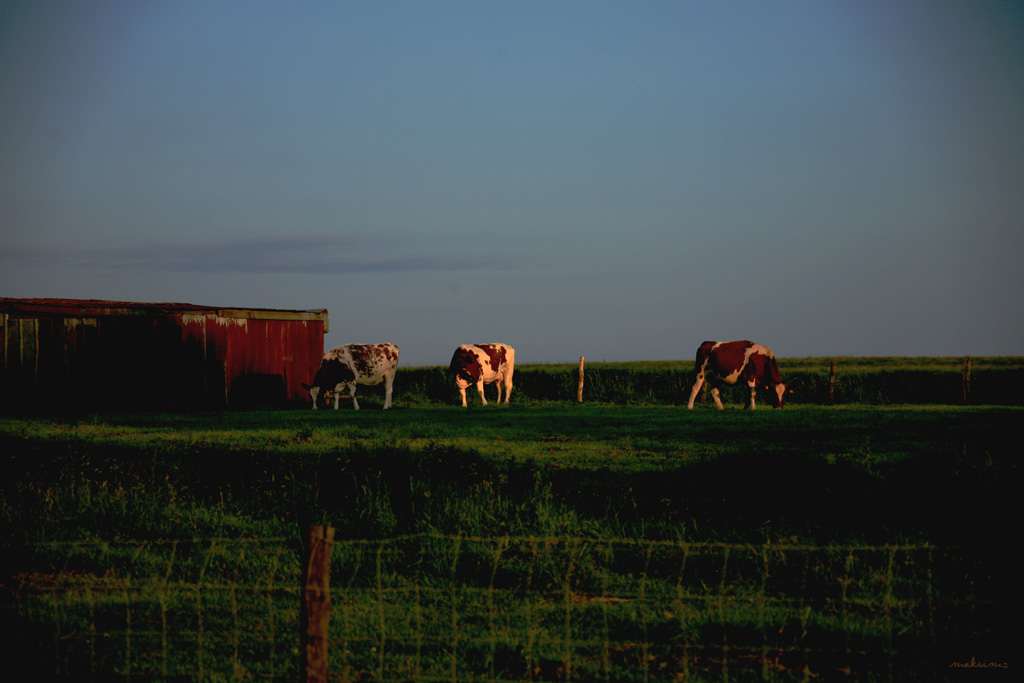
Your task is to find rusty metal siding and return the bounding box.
[0,299,327,411]
[223,316,326,407]
[290,319,325,404]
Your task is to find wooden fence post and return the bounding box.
[963,356,971,404]
[302,525,335,683]
[829,360,837,403]
[577,356,585,403]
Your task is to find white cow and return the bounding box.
[303,343,399,410]
[447,343,515,407]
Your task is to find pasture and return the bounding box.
[1,358,1019,681]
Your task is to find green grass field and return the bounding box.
[2,396,1017,681]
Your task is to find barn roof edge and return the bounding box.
[0,298,328,324]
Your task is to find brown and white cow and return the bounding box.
[303,343,399,410]
[448,343,515,407]
[687,340,788,410]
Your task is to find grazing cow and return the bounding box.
[303,343,399,410]
[686,340,789,410]
[448,343,515,407]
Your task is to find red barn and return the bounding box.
[0,298,328,411]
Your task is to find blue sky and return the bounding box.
[2,0,1022,365]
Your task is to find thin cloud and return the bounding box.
[0,236,517,275]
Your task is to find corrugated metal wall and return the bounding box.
[0,300,326,411]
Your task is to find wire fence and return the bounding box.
[7,533,995,681]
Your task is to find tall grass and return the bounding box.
[11,534,978,682]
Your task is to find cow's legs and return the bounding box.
[746,382,757,410]
[341,382,359,410]
[383,371,395,409]
[494,374,505,404]
[710,386,725,410]
[503,371,513,404]
[458,386,469,408]
[687,374,705,409]
[476,380,488,406]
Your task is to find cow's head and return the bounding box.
[303,360,331,410]
[770,383,791,409]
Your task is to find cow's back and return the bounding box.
[475,343,514,376]
[696,340,752,376]
[351,343,398,376]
